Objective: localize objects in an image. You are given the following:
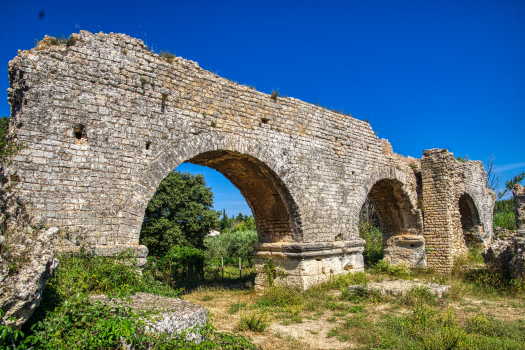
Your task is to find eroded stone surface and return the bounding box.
[348,279,451,298]
[91,293,207,343]
[0,227,59,329]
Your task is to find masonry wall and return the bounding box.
[7,31,394,248]
[5,31,494,276]
[421,149,494,272]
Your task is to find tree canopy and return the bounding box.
[139,171,220,257]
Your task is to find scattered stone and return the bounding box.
[348,279,451,298]
[0,227,59,329]
[91,293,207,345]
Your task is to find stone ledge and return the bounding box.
[253,239,366,258]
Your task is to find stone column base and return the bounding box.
[253,239,365,290]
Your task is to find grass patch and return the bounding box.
[238,312,270,332]
[228,302,247,314]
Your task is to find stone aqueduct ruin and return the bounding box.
[6,32,495,289]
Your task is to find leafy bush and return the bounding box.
[401,286,437,307]
[372,260,410,277]
[3,249,261,349]
[48,250,181,300]
[257,286,304,308]
[493,211,516,231]
[359,221,383,265]
[238,312,270,332]
[204,229,258,265]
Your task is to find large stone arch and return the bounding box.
[126,131,303,244]
[353,165,425,268]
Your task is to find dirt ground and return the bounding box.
[183,286,525,350]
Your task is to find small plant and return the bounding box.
[456,154,469,162]
[140,77,147,88]
[202,294,213,301]
[410,163,418,171]
[327,316,337,323]
[159,49,176,63]
[401,286,437,307]
[270,90,279,100]
[228,302,247,314]
[210,120,216,127]
[238,312,270,332]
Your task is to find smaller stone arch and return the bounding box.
[355,166,425,268]
[457,192,484,249]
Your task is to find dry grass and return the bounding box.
[182,258,525,349]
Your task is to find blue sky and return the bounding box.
[1,0,524,215]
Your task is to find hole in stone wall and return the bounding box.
[261,118,269,124]
[16,122,23,129]
[73,124,85,139]
[458,193,482,247]
[146,141,151,150]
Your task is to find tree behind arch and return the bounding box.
[139,171,220,257]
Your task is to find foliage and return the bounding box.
[456,154,469,162]
[494,211,516,231]
[204,229,258,265]
[359,221,383,265]
[47,34,77,47]
[493,199,516,230]
[145,244,207,281]
[238,312,270,332]
[0,117,24,165]
[140,171,220,257]
[1,249,261,349]
[372,259,410,277]
[159,49,175,63]
[228,302,247,314]
[219,210,256,232]
[47,249,182,302]
[5,295,262,349]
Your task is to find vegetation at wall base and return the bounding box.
[1,249,261,349]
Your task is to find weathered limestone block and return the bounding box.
[348,279,451,298]
[253,240,365,290]
[91,293,207,346]
[0,227,59,329]
[383,235,427,268]
[513,184,525,230]
[483,229,525,280]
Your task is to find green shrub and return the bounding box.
[238,312,270,332]
[204,229,258,266]
[372,260,410,277]
[48,250,181,301]
[359,221,383,265]
[257,286,303,308]
[493,211,516,231]
[4,294,262,349]
[401,286,437,307]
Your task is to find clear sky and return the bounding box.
[1,0,524,215]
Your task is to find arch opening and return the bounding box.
[188,150,297,244]
[360,179,425,268]
[458,193,483,248]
